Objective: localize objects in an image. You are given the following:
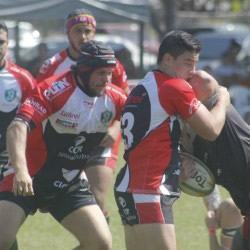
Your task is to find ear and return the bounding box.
[162,53,174,66]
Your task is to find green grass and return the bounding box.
[17,149,230,250]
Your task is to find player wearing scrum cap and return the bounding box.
[0,41,126,250]
[36,8,129,222]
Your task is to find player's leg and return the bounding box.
[216,198,243,249]
[0,193,29,249]
[84,163,113,218]
[51,180,112,250]
[61,205,112,250]
[125,224,176,250]
[85,143,119,219]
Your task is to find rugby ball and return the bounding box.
[179,152,215,197]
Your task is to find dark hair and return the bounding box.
[157,30,201,64]
[0,21,8,36]
[66,8,94,20]
[76,40,116,69]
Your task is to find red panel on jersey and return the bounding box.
[155,71,200,119]
[128,121,172,193]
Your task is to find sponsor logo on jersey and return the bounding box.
[53,180,68,189]
[4,88,17,102]
[118,196,137,221]
[118,196,127,208]
[83,100,94,108]
[24,97,47,114]
[56,119,78,128]
[100,110,112,126]
[68,136,85,154]
[60,110,80,120]
[58,135,89,160]
[44,78,71,100]
[62,168,80,182]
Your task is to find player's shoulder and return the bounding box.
[6,60,35,81]
[39,49,68,74]
[40,71,75,100]
[106,83,127,99]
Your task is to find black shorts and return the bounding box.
[0,179,96,222]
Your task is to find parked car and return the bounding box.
[181,22,250,35]
[195,31,250,70]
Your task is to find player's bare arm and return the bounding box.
[100,120,121,148]
[186,86,230,141]
[6,120,34,196]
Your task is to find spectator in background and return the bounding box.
[213,38,250,124]
[36,8,129,222]
[0,21,36,250]
[213,38,243,88]
[25,42,49,77]
[229,85,250,124]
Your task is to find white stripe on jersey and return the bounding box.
[133,193,161,203]
[139,72,169,137]
[116,165,130,192]
[54,56,74,75]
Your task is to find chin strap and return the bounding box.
[74,71,97,97]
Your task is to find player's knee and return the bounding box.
[97,229,112,250]
[78,234,112,250]
[220,198,240,217]
[96,237,112,250]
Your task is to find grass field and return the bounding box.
[17,149,230,250]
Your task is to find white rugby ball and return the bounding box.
[179,152,215,197]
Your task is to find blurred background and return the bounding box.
[0,0,249,122]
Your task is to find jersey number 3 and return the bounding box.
[121,112,134,149]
